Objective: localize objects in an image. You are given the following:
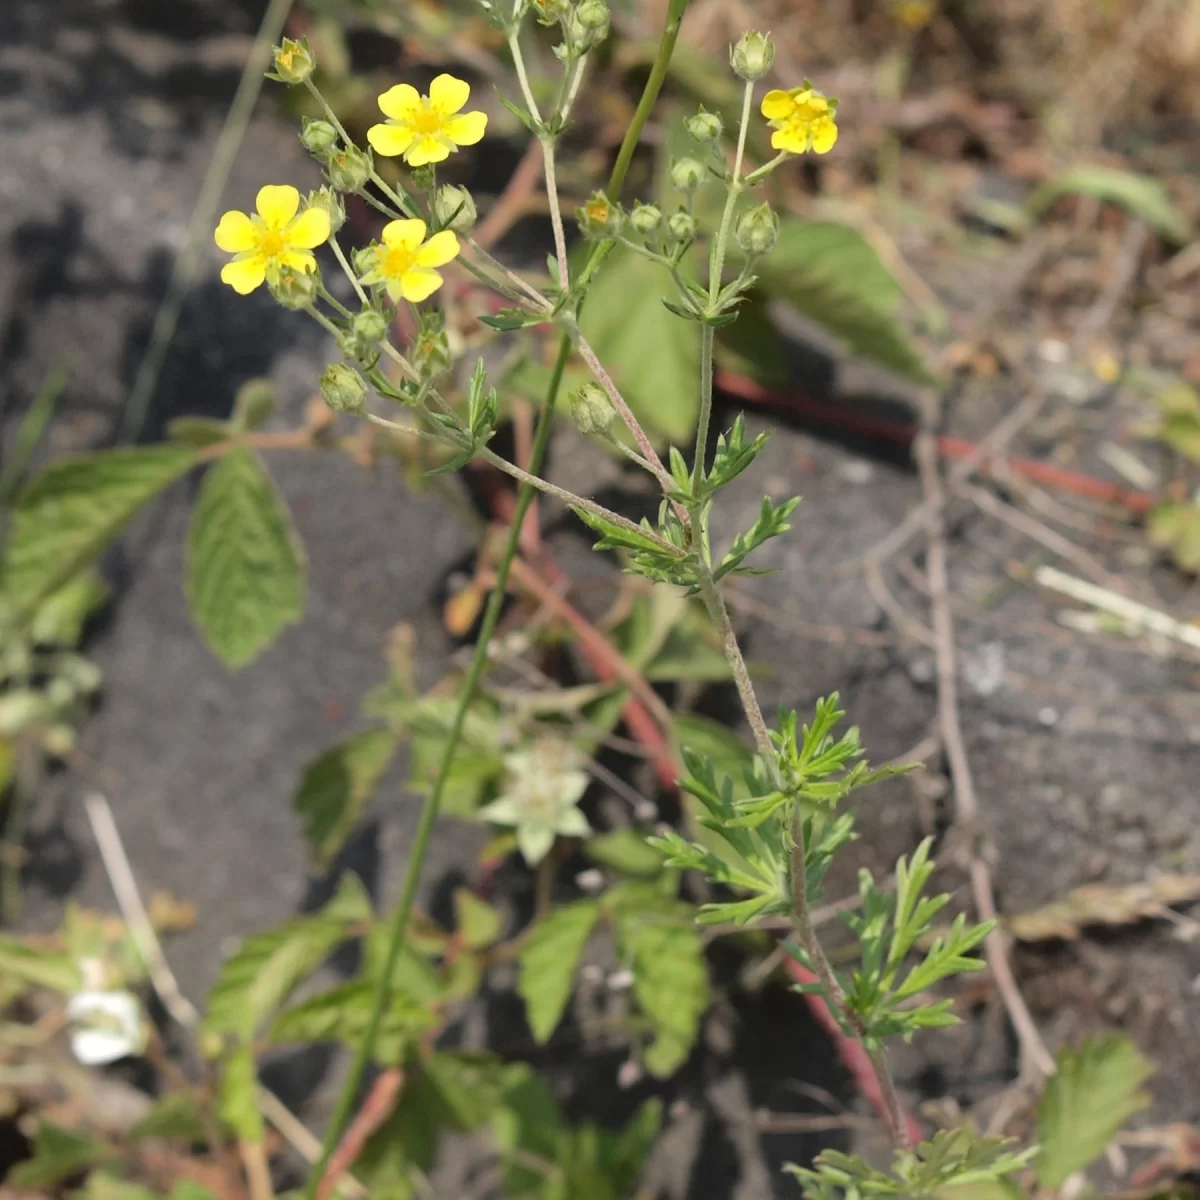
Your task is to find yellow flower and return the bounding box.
[894,0,934,30]
[366,74,487,168]
[761,87,839,156]
[214,184,330,295]
[359,218,460,303]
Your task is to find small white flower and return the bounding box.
[68,990,143,1065]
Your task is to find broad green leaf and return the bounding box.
[714,291,790,387]
[230,379,276,432]
[363,925,446,1000]
[518,900,601,1043]
[1037,1033,1153,1187]
[454,888,503,949]
[579,248,702,443]
[203,877,366,1041]
[422,1050,506,1130]
[1029,165,1191,246]
[751,221,933,384]
[218,1044,263,1143]
[9,1121,110,1188]
[0,936,82,994]
[78,1173,160,1200]
[2,446,196,615]
[354,1066,450,1199]
[186,448,305,669]
[619,905,709,1077]
[30,570,110,646]
[294,729,398,869]
[493,1064,565,1199]
[271,980,434,1064]
[584,829,664,878]
[407,696,505,818]
[129,1091,209,1142]
[167,416,232,447]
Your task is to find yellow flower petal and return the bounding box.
[255,184,300,228]
[377,82,421,121]
[279,249,318,274]
[221,256,267,294]
[381,218,427,251]
[446,111,487,146]
[761,89,796,121]
[367,122,415,158]
[214,210,256,253]
[429,73,470,114]
[811,119,838,154]
[405,136,451,167]
[771,126,806,155]
[287,207,331,250]
[416,229,460,268]
[398,266,444,303]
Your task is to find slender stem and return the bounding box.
[707,80,754,307]
[507,31,544,126]
[606,0,690,201]
[465,238,551,309]
[541,137,570,289]
[693,323,715,497]
[303,6,689,1189]
[329,236,368,306]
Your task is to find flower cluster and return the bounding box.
[762,85,839,156]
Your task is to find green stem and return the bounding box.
[329,236,368,307]
[301,7,689,1192]
[693,323,715,500]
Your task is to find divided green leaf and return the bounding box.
[186,448,306,669]
[9,1121,111,1189]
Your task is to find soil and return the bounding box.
[2,0,1198,1196]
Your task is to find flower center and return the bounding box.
[258,228,286,259]
[408,103,447,137]
[381,244,417,278]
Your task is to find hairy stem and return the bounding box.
[541,137,571,289]
[303,8,689,1191]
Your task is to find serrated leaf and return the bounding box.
[518,900,601,1043]
[1029,165,1191,245]
[0,936,82,994]
[454,888,503,949]
[203,878,365,1041]
[230,379,276,432]
[218,1044,263,1142]
[129,1091,209,1142]
[294,729,398,869]
[584,829,664,878]
[580,248,703,443]
[422,1050,506,1130]
[1037,1034,1154,1187]
[186,449,305,669]
[10,1121,110,1188]
[2,446,196,615]
[493,1064,565,1199]
[618,904,709,1077]
[30,570,110,646]
[271,980,434,1065]
[752,221,933,384]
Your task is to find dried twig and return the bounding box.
[913,422,1057,1081]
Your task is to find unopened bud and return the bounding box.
[300,117,338,157]
[320,363,367,414]
[628,202,662,235]
[566,0,610,50]
[351,245,375,276]
[730,30,775,81]
[577,190,621,239]
[570,383,615,435]
[409,164,436,191]
[411,312,451,379]
[684,109,723,144]
[326,145,372,193]
[305,186,345,233]
[270,264,320,310]
[667,209,696,242]
[352,308,388,348]
[271,37,314,85]
[531,0,571,24]
[433,184,477,233]
[670,156,706,193]
[735,203,779,256]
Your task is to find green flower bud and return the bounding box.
[433,184,477,233]
[577,0,610,29]
[667,209,696,242]
[46,678,75,711]
[305,186,345,234]
[670,156,706,193]
[300,116,338,157]
[531,0,571,24]
[566,0,610,50]
[730,30,775,81]
[411,310,451,379]
[41,725,75,758]
[684,108,723,144]
[628,202,662,235]
[320,362,367,414]
[326,145,373,193]
[271,37,314,85]
[352,308,388,348]
[351,245,375,277]
[269,265,320,310]
[570,383,615,436]
[577,190,622,239]
[409,164,436,191]
[735,203,779,256]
